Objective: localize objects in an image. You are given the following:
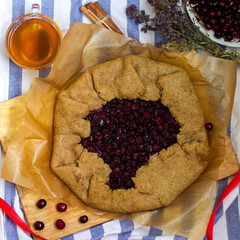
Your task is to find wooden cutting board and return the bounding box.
[0,95,239,240]
[0,95,113,240]
[16,186,112,240]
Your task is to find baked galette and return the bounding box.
[51,55,209,213]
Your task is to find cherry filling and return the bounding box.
[80,98,180,190]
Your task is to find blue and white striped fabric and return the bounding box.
[0,0,240,239]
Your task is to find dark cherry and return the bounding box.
[55,219,66,229]
[199,15,205,21]
[205,123,213,130]
[232,19,240,26]
[210,17,218,26]
[219,18,226,25]
[204,23,212,30]
[222,26,229,34]
[36,199,47,209]
[213,25,220,32]
[219,1,227,8]
[34,221,44,230]
[79,215,88,223]
[57,203,67,212]
[199,0,206,6]
[194,6,201,14]
[231,4,238,12]
[232,30,239,38]
[80,98,180,190]
[215,10,222,17]
[208,9,216,17]
[225,14,233,22]
[225,34,233,41]
[214,31,223,39]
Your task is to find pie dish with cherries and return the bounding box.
[51,55,209,213]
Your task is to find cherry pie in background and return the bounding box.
[51,55,209,213]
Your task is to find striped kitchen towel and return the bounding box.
[0,0,240,239]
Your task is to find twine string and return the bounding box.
[87,8,112,31]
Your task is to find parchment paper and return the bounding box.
[1,23,237,240]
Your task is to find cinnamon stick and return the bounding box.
[80,2,123,35]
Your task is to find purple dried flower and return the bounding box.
[126,4,137,16]
[155,41,163,48]
[141,26,149,33]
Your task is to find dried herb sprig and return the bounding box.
[126,0,240,64]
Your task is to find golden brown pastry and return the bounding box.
[51,55,209,213]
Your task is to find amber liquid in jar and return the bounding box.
[7,18,61,68]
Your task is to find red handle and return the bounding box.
[206,170,240,240]
[0,197,48,240]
